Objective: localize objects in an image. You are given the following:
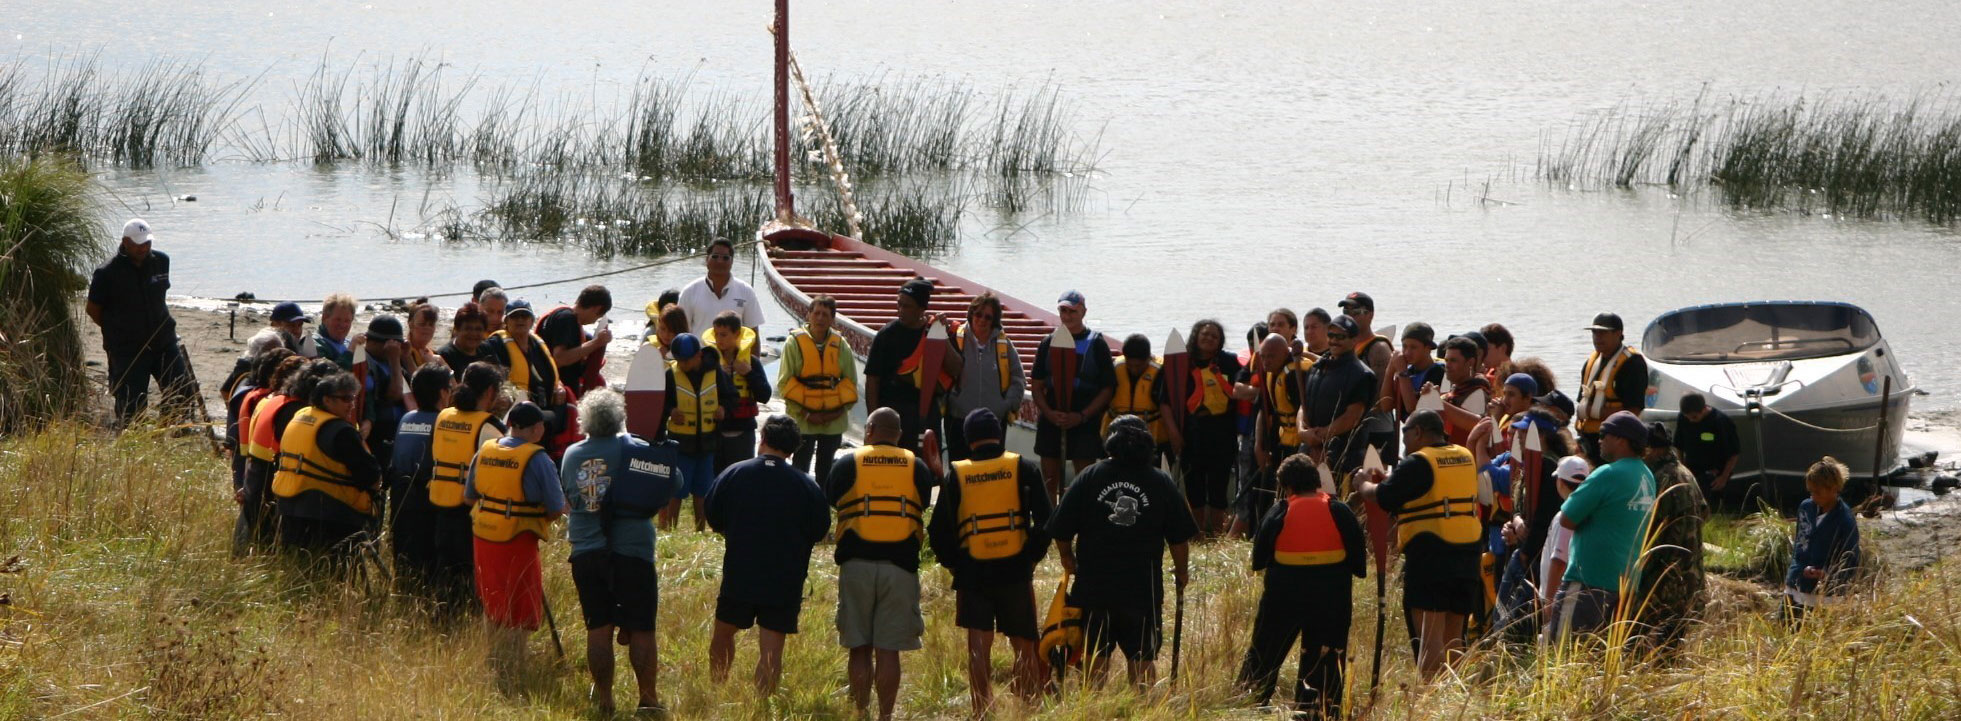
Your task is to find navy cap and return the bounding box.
[964,408,1003,445]
[271,301,310,323]
[506,401,546,429]
[505,299,536,318]
[1535,389,1577,418]
[670,332,702,360]
[1600,410,1648,444]
[366,314,405,342]
[1057,289,1086,308]
[1503,372,1538,397]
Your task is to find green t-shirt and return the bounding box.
[1560,456,1656,593]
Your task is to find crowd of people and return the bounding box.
[84,220,1869,718]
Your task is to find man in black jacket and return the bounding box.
[927,409,1052,713]
[85,218,194,426]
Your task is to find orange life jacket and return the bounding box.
[1274,492,1346,566]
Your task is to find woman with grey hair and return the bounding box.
[271,370,384,561]
[559,387,682,714]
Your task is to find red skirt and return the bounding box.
[474,534,544,630]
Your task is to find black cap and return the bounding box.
[1401,321,1437,349]
[899,278,934,306]
[506,401,546,429]
[1535,389,1577,418]
[1338,291,1374,312]
[964,408,1003,445]
[366,314,405,342]
[1646,421,1672,448]
[1585,313,1624,332]
[1328,314,1360,338]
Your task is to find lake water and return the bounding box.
[11,0,1961,409]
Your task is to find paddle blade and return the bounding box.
[1315,461,1336,495]
[351,345,370,418]
[1524,421,1545,453]
[920,322,949,420]
[1047,326,1077,411]
[1416,385,1445,414]
[1462,389,1488,417]
[1365,497,1392,577]
[624,344,669,438]
[922,429,944,477]
[1160,328,1189,429]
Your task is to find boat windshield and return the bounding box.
[1643,303,1880,364]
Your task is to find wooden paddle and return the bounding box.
[1160,329,1190,434]
[918,319,949,421]
[623,344,668,438]
[1362,445,1393,700]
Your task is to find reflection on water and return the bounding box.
[12,0,1961,407]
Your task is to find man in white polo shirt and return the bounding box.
[679,239,766,337]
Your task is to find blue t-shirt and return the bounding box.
[559,434,677,562]
[463,436,568,516]
[1560,456,1656,593]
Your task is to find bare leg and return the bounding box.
[848,646,875,714]
[1129,654,1158,688]
[627,629,659,708]
[1414,610,1467,682]
[756,628,788,695]
[874,648,903,721]
[690,494,708,533]
[659,498,682,530]
[710,620,740,683]
[966,629,995,714]
[1009,637,1043,702]
[1040,456,1064,504]
[586,626,616,712]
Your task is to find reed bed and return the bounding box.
[0,156,102,435]
[4,422,1960,719]
[1540,91,1961,223]
[0,56,254,168]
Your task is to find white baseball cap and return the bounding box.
[122,218,153,244]
[1556,455,1592,484]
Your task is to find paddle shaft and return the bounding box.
[1171,586,1186,680]
[543,591,565,659]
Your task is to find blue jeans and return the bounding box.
[107,342,195,426]
[677,452,719,499]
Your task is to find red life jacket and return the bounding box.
[1274,493,1346,566]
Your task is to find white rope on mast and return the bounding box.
[786,51,865,240]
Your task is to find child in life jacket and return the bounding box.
[1237,453,1366,719]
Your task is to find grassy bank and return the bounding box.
[4,425,1958,719]
[1539,92,1961,224]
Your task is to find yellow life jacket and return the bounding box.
[500,335,560,404]
[1264,367,1301,447]
[706,326,761,418]
[1039,571,1085,667]
[429,408,496,508]
[1105,361,1165,441]
[270,406,374,515]
[1274,492,1346,566]
[953,452,1031,561]
[782,327,858,413]
[835,445,925,543]
[667,362,721,437]
[1187,362,1232,417]
[1395,444,1482,550]
[1576,346,1642,433]
[954,326,1015,395]
[470,439,554,542]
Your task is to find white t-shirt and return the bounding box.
[1539,510,1576,587]
[678,276,765,337]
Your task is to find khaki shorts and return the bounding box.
[836,559,925,651]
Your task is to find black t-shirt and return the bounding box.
[1674,407,1740,477]
[1031,327,1117,413]
[1373,447,1482,583]
[1046,459,1199,612]
[1615,353,1651,415]
[87,249,177,355]
[1302,352,1377,465]
[825,445,938,574]
[866,321,928,420]
[536,307,590,388]
[436,342,496,375]
[704,455,832,607]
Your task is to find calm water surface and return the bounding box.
[11,0,1961,407]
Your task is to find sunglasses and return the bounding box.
[1328,332,1351,341]
[1342,308,1369,317]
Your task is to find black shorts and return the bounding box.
[571,552,659,631]
[1034,418,1106,461]
[1402,575,1483,616]
[1082,606,1161,663]
[955,581,1040,640]
[716,596,802,635]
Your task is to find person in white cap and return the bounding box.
[86,218,194,427]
